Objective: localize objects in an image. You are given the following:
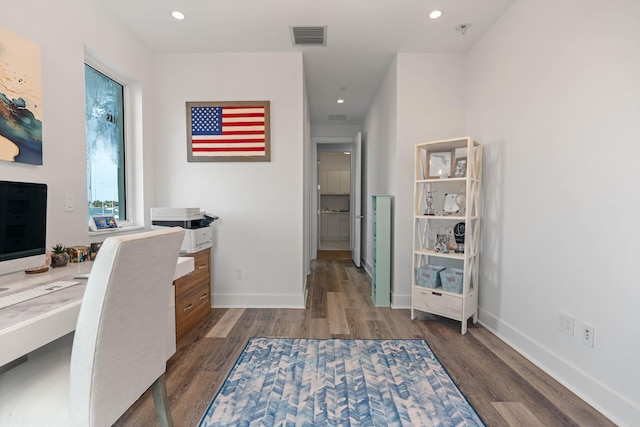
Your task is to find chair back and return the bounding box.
[69,227,184,427]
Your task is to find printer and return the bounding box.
[151,207,218,253]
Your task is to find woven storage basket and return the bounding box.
[440,268,464,293]
[416,265,445,288]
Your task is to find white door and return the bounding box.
[351,132,362,267]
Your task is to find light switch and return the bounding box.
[65,194,75,212]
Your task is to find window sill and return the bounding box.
[88,224,145,237]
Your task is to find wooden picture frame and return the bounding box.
[186,100,270,162]
[426,150,454,178]
[454,157,467,177]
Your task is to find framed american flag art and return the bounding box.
[186,101,270,162]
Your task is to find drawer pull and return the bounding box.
[182,304,193,312]
[198,293,208,301]
[432,292,442,296]
[198,265,207,270]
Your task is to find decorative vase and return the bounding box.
[51,252,70,268]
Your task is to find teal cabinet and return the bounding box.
[371,195,391,307]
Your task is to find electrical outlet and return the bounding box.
[557,312,574,336]
[582,323,595,348]
[235,268,244,279]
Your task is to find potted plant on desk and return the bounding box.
[50,243,70,268]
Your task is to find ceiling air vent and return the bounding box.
[290,26,327,46]
[328,114,347,121]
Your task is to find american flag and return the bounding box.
[190,104,268,158]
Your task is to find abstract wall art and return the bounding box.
[0,27,43,165]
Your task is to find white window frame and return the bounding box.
[85,55,142,234]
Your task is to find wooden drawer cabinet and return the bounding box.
[174,248,211,341]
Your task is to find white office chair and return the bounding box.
[69,227,184,427]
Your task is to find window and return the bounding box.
[84,64,127,222]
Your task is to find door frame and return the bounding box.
[311,136,361,264]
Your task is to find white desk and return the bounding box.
[0,257,195,426]
[0,257,194,368]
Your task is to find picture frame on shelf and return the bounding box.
[443,193,459,214]
[427,150,454,178]
[435,234,450,253]
[454,157,467,177]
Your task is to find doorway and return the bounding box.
[313,133,362,266]
[318,151,351,253]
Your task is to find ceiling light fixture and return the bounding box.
[428,10,443,20]
[171,10,185,20]
[337,99,345,104]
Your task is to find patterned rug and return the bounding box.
[199,338,484,426]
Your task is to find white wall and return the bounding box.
[393,54,468,306]
[1,3,307,307]
[152,52,306,308]
[363,54,467,302]
[362,56,398,274]
[0,0,156,254]
[466,0,640,424]
[311,125,362,139]
[303,77,311,276]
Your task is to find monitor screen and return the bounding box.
[0,181,47,275]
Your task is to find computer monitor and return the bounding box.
[0,180,48,276]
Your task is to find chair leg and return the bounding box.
[151,373,174,427]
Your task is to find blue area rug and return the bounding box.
[199,338,485,426]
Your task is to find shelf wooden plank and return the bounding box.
[414,249,464,260]
[415,177,467,184]
[414,249,479,258]
[414,215,478,221]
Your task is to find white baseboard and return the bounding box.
[363,260,372,277]
[478,308,637,427]
[362,260,410,309]
[391,293,411,309]
[213,293,305,309]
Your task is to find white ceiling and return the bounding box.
[96,0,515,126]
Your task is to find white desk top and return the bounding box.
[0,262,93,293]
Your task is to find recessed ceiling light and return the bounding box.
[171,10,185,20]
[429,10,443,20]
[337,99,345,104]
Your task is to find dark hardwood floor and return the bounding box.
[116,258,615,426]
